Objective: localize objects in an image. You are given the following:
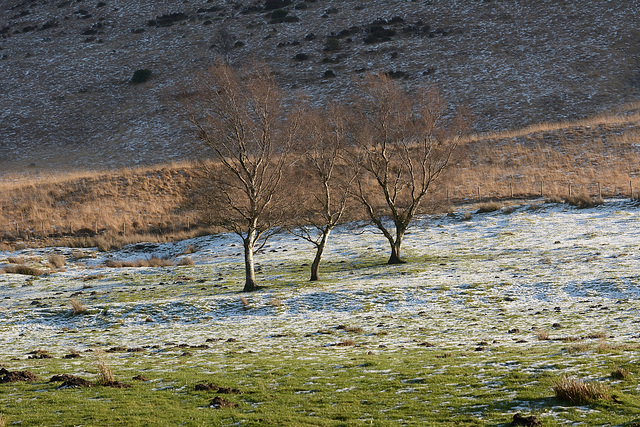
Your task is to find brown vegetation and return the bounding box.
[1,103,640,252]
[553,376,611,405]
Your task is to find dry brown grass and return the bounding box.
[337,339,356,347]
[48,254,66,269]
[95,353,114,385]
[176,257,195,266]
[2,109,640,250]
[553,376,611,405]
[1,265,43,276]
[104,257,174,268]
[70,298,87,315]
[536,330,551,341]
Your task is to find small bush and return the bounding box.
[324,37,340,51]
[293,52,309,61]
[337,339,356,346]
[7,257,24,264]
[553,376,611,404]
[131,68,152,84]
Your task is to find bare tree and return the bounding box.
[351,74,469,264]
[182,62,300,292]
[288,104,357,281]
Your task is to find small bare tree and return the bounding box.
[182,62,300,292]
[288,104,357,281]
[351,74,469,264]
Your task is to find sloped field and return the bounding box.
[0,201,639,425]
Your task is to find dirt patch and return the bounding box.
[102,380,132,388]
[52,375,94,388]
[511,413,541,426]
[209,396,237,408]
[195,383,242,394]
[0,368,40,383]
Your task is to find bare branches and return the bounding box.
[181,61,300,291]
[350,73,470,264]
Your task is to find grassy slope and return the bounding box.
[2,105,640,248]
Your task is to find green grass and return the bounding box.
[2,346,640,426]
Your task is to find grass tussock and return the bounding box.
[611,366,631,380]
[48,254,66,269]
[95,353,114,385]
[70,298,87,315]
[1,265,43,276]
[553,376,611,405]
[268,297,282,307]
[0,414,5,427]
[536,330,551,341]
[564,194,604,209]
[104,257,174,268]
[176,257,195,266]
[475,201,503,213]
[337,339,356,347]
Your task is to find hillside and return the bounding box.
[1,0,639,173]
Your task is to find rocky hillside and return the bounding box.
[1,0,639,173]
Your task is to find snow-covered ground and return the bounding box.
[1,200,639,360]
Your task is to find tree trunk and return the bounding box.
[242,234,257,292]
[310,228,331,281]
[387,228,406,265]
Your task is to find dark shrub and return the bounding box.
[264,0,292,10]
[323,70,336,78]
[294,53,309,61]
[324,37,340,51]
[131,69,152,84]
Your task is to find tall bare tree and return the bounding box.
[288,104,357,281]
[351,74,469,264]
[182,62,300,292]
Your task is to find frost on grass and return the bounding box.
[0,201,639,363]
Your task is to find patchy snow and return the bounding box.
[1,200,639,362]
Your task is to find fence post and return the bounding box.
[598,182,601,199]
[540,181,544,197]
[509,181,513,198]
[187,216,190,229]
[477,186,480,200]
[631,181,634,200]
[568,184,572,198]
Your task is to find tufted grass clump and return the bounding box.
[553,376,611,404]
